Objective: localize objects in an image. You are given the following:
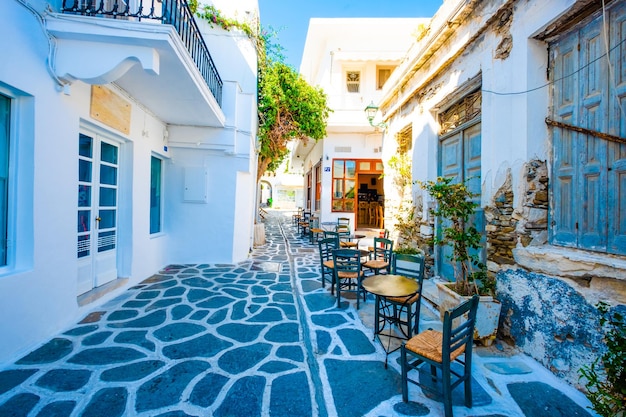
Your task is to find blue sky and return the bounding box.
[258,0,444,69]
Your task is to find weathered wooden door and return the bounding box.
[438,122,483,281]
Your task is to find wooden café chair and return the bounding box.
[401,295,479,417]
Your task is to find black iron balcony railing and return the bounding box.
[61,0,223,107]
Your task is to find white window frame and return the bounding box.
[0,85,34,276]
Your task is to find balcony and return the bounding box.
[52,0,225,127]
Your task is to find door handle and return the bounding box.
[95,217,101,222]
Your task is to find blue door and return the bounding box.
[438,122,483,281]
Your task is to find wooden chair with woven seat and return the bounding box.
[297,211,311,236]
[401,294,479,417]
[318,237,339,293]
[337,217,350,227]
[368,202,378,226]
[363,237,393,276]
[324,230,340,242]
[335,224,357,248]
[358,201,368,224]
[332,248,366,309]
[308,216,323,243]
[292,207,303,226]
[378,252,426,338]
[367,229,389,252]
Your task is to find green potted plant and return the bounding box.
[420,176,500,345]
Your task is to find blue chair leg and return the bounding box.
[401,346,409,402]
[443,363,453,417]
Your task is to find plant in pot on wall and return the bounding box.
[420,176,500,346]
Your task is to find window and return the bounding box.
[306,171,312,210]
[150,156,162,234]
[0,95,9,266]
[315,164,321,211]
[549,1,626,255]
[396,126,413,154]
[376,66,395,90]
[439,91,481,135]
[332,160,356,212]
[346,71,360,93]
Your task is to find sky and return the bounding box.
[257,0,444,69]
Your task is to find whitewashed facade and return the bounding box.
[379,0,625,385]
[293,18,427,229]
[0,0,258,364]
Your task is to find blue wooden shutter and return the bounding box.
[437,123,483,280]
[608,2,626,255]
[551,33,579,247]
[551,1,626,255]
[438,132,462,281]
[579,20,608,251]
[464,124,485,265]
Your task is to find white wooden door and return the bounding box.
[77,132,119,295]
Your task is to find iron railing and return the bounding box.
[61,0,223,106]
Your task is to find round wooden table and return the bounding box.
[362,274,419,298]
[362,274,420,366]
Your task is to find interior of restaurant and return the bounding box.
[356,173,384,229]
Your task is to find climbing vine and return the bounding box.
[193,4,331,180]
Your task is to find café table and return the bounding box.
[361,274,420,366]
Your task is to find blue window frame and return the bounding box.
[0,95,9,265]
[150,156,162,234]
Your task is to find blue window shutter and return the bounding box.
[608,1,626,255]
[438,123,483,281]
[551,34,579,247]
[608,144,626,255]
[438,132,462,281]
[579,21,608,251]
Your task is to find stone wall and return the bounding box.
[485,159,622,386]
[497,269,604,388]
[484,171,518,267]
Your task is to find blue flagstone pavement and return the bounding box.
[0,210,599,416]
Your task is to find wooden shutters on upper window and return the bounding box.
[377,66,395,90]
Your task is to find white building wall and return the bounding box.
[0,1,172,361]
[296,18,425,225]
[0,0,258,364]
[381,0,625,385]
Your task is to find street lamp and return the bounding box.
[364,101,387,128]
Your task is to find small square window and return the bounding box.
[346,71,360,93]
[376,66,394,90]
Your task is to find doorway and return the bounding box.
[357,174,383,229]
[77,131,120,295]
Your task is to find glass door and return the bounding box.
[77,133,119,295]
